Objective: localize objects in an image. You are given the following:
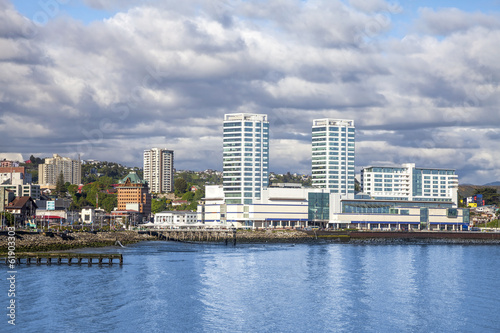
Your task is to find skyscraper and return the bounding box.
[311,119,355,195]
[143,148,174,194]
[223,113,269,204]
[38,154,81,185]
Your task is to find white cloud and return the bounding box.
[1,0,499,184]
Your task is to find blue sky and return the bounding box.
[11,1,500,25]
[1,0,500,184]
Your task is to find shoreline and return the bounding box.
[2,229,500,252]
[0,230,156,253]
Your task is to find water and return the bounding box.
[2,241,500,332]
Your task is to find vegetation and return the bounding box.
[269,172,312,186]
[1,211,15,226]
[472,188,500,206]
[82,161,141,184]
[55,172,66,198]
[174,170,222,187]
[67,177,117,213]
[151,198,167,214]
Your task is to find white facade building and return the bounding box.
[143,148,174,193]
[154,211,197,226]
[361,163,458,206]
[223,113,269,205]
[311,119,355,196]
[198,185,323,228]
[38,154,81,185]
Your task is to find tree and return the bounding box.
[473,188,500,206]
[55,172,67,198]
[174,178,188,195]
[151,199,167,214]
[1,211,15,227]
[101,195,117,213]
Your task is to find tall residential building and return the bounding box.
[117,172,151,217]
[223,113,269,204]
[311,119,355,195]
[361,163,459,206]
[143,148,174,193]
[38,154,81,185]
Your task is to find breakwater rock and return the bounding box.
[235,229,314,243]
[0,231,156,252]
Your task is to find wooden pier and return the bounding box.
[1,253,123,266]
[143,229,237,245]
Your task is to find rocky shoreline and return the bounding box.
[234,229,314,243]
[1,229,500,252]
[0,231,156,252]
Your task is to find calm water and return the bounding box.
[2,241,500,332]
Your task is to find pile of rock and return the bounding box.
[0,231,156,252]
[236,229,312,243]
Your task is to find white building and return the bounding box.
[154,211,197,226]
[311,119,355,196]
[223,113,269,205]
[38,154,81,185]
[0,184,41,200]
[361,163,458,206]
[143,148,174,194]
[308,192,469,231]
[198,185,324,229]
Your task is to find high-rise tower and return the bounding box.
[143,148,174,194]
[311,119,355,195]
[223,113,269,204]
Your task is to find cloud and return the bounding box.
[416,7,500,36]
[0,0,499,184]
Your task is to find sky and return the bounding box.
[0,0,499,185]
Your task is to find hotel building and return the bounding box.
[361,163,458,206]
[116,172,151,218]
[143,148,174,193]
[223,113,269,205]
[311,119,355,196]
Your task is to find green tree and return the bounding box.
[473,188,500,206]
[1,211,15,227]
[174,178,188,195]
[55,172,67,198]
[151,199,167,214]
[101,195,117,213]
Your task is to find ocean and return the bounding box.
[2,241,500,332]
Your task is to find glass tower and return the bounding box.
[223,113,269,204]
[311,119,355,195]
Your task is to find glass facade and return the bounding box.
[223,114,269,204]
[308,192,330,221]
[342,200,453,214]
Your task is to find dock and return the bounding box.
[142,230,237,245]
[1,253,123,266]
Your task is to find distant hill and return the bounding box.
[484,181,500,186]
[459,185,500,200]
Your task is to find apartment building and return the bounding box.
[223,113,269,205]
[311,119,355,196]
[143,148,174,193]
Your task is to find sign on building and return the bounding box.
[47,201,55,210]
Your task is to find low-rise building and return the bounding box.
[5,196,38,226]
[154,211,197,226]
[308,191,469,231]
[198,185,324,228]
[361,163,458,206]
